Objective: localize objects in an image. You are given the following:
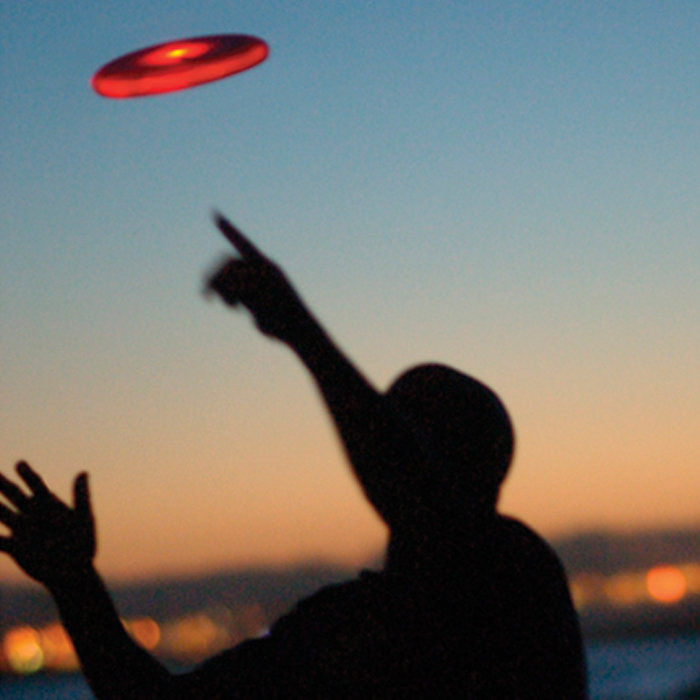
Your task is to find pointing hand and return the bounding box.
[205,213,312,344]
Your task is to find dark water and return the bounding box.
[1,673,92,699]
[3,634,699,699]
[586,634,700,699]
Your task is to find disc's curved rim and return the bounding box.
[91,34,268,98]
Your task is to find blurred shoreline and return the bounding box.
[3,633,700,700]
[1,526,698,676]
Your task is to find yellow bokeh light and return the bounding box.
[167,48,187,58]
[646,565,687,604]
[2,627,44,674]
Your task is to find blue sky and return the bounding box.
[1,1,698,581]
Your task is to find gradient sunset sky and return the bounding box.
[2,1,698,583]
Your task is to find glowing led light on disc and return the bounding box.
[140,41,212,66]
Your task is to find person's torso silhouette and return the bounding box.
[185,364,586,698]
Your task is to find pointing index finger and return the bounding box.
[213,211,266,261]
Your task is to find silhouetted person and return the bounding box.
[0,214,586,697]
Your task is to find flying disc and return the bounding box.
[91,34,268,98]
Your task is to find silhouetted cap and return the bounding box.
[383,364,515,527]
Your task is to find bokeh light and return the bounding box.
[125,617,161,650]
[2,627,44,674]
[603,573,647,607]
[39,622,78,671]
[646,565,687,604]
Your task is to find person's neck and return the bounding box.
[385,507,498,574]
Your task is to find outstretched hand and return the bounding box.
[0,462,96,588]
[205,213,313,344]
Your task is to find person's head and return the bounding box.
[380,364,515,535]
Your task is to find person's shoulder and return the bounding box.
[185,572,393,695]
[494,514,567,574]
[494,518,587,695]
[273,569,390,630]
[182,634,280,697]
[496,513,554,548]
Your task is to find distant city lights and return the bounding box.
[1,564,697,675]
[570,562,699,609]
[0,604,268,675]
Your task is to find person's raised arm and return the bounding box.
[205,214,424,525]
[0,462,174,698]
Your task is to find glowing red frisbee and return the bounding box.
[91,34,268,98]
